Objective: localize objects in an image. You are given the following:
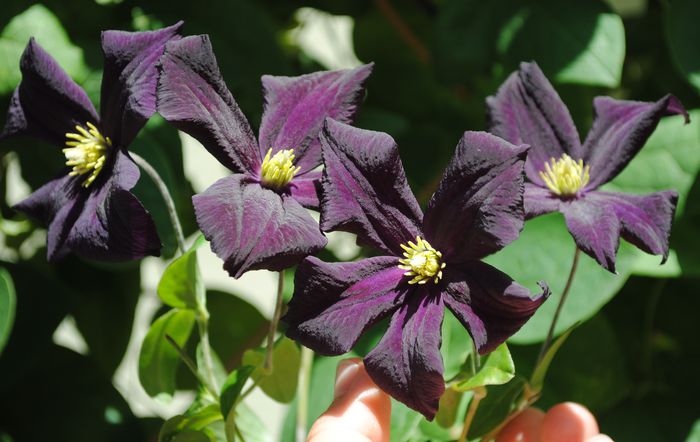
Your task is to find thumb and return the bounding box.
[307,358,391,442]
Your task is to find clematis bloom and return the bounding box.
[156,35,372,278]
[284,119,549,419]
[487,62,688,272]
[1,23,183,261]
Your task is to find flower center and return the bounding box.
[260,148,301,190]
[398,236,445,285]
[63,122,111,188]
[539,154,590,197]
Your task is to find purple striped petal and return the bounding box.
[319,119,423,256]
[486,62,582,185]
[1,38,98,146]
[562,191,677,271]
[157,35,260,174]
[582,95,689,188]
[443,263,548,354]
[99,22,182,147]
[258,64,372,174]
[364,291,445,420]
[284,256,406,355]
[524,182,561,219]
[423,131,528,262]
[192,174,327,278]
[289,171,322,209]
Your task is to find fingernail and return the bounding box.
[334,359,361,398]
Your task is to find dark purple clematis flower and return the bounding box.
[1,23,182,261]
[156,35,372,278]
[283,119,549,419]
[487,62,689,272]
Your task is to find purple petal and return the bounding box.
[423,131,528,262]
[258,64,372,174]
[443,263,548,355]
[284,256,406,355]
[582,95,689,188]
[524,183,561,219]
[364,291,445,420]
[192,174,327,278]
[486,62,582,185]
[16,151,160,261]
[99,22,182,147]
[157,35,260,174]
[319,119,423,256]
[560,195,621,272]
[289,171,322,209]
[565,191,678,270]
[1,38,98,146]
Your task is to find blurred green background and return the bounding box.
[0,0,699,441]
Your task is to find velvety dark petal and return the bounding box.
[284,256,406,355]
[587,190,677,263]
[443,263,549,355]
[157,35,260,174]
[524,183,561,219]
[423,131,528,262]
[289,170,322,209]
[1,39,98,145]
[258,64,372,174]
[100,22,182,147]
[560,196,621,272]
[62,151,160,260]
[320,119,423,255]
[192,174,327,278]
[486,62,582,184]
[582,95,689,188]
[364,290,445,420]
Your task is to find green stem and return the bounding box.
[165,334,217,396]
[296,347,314,442]
[537,246,581,365]
[264,270,285,372]
[132,153,218,394]
[130,152,186,253]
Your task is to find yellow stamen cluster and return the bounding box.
[398,236,446,285]
[63,122,111,188]
[260,148,301,190]
[539,154,590,197]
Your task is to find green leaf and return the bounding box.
[0,5,88,94]
[159,404,222,442]
[220,365,255,419]
[454,344,515,392]
[0,268,16,355]
[486,213,636,344]
[530,323,577,392]
[686,419,700,442]
[502,0,625,87]
[468,377,526,439]
[158,235,207,309]
[435,388,465,429]
[666,0,700,95]
[441,309,473,380]
[139,309,196,399]
[242,336,300,403]
[230,403,271,442]
[389,400,423,441]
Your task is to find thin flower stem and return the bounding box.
[296,346,314,442]
[165,334,217,396]
[374,0,430,63]
[264,270,286,372]
[458,387,487,442]
[130,152,186,254]
[196,307,219,393]
[234,422,248,442]
[537,246,581,364]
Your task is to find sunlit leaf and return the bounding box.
[242,337,300,403]
[158,235,206,309]
[454,344,515,392]
[0,268,16,355]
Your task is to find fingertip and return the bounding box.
[495,407,545,442]
[541,402,599,442]
[587,435,614,442]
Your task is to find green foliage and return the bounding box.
[158,235,206,309]
[139,309,196,399]
[454,344,516,392]
[219,365,254,419]
[666,0,700,95]
[530,324,577,392]
[242,337,301,404]
[0,4,88,94]
[0,267,15,355]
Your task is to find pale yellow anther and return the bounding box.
[398,236,446,285]
[63,122,111,188]
[260,148,301,190]
[538,154,590,197]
